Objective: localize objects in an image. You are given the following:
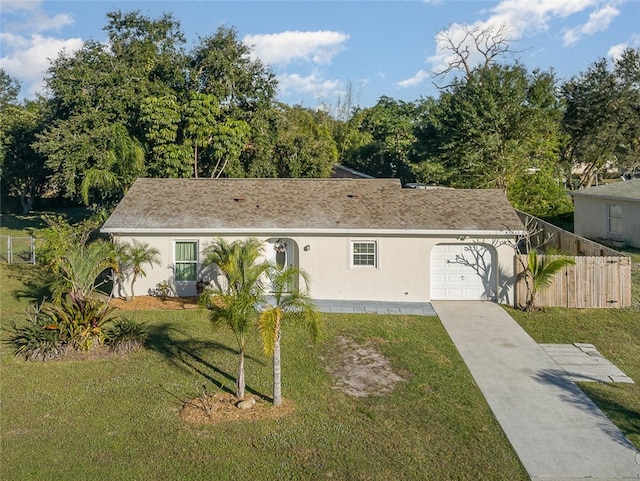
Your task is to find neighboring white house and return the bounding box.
[571,179,640,248]
[101,178,525,305]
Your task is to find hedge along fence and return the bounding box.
[515,211,632,309]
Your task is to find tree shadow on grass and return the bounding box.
[580,383,640,447]
[5,264,51,305]
[533,368,639,451]
[145,322,269,401]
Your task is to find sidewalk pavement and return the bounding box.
[432,300,640,480]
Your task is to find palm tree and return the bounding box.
[524,250,576,311]
[80,123,145,206]
[120,240,160,301]
[201,238,268,399]
[258,265,319,406]
[58,241,114,298]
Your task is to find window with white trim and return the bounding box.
[352,241,377,267]
[175,241,198,281]
[607,204,622,235]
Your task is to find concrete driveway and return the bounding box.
[432,300,640,480]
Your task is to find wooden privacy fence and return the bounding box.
[515,210,623,257]
[515,255,632,308]
[514,211,632,309]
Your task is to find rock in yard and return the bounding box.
[236,398,256,410]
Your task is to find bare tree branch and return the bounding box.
[432,23,520,87]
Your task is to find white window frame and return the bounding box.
[607,204,622,235]
[351,240,378,268]
[174,240,199,282]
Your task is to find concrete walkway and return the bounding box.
[432,300,640,480]
[314,299,436,316]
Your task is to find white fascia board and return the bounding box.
[571,192,640,203]
[101,227,526,237]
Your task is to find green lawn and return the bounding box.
[508,306,640,449]
[0,263,527,481]
[1,210,638,479]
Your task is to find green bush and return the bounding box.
[9,303,65,361]
[8,293,118,359]
[103,318,148,353]
[41,292,116,351]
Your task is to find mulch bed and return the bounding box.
[110,295,200,311]
[178,393,295,424]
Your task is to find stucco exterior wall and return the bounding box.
[574,197,640,248]
[111,234,518,305]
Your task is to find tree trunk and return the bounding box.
[273,329,282,406]
[20,192,34,215]
[237,348,245,399]
[128,273,137,301]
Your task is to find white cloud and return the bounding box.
[417,0,617,87]
[277,72,343,102]
[396,69,430,88]
[0,2,79,98]
[0,0,42,13]
[244,30,349,66]
[563,4,619,46]
[608,34,640,60]
[0,33,83,97]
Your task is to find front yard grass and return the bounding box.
[0,263,527,481]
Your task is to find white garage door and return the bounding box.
[430,244,495,300]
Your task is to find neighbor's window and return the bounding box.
[175,241,198,281]
[607,204,622,235]
[352,241,377,267]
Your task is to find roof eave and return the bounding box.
[101,227,526,237]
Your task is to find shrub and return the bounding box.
[150,280,173,300]
[8,293,118,360]
[103,318,148,353]
[41,291,116,351]
[9,303,66,361]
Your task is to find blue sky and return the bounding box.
[2,0,639,108]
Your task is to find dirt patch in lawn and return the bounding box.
[323,336,409,397]
[110,295,200,311]
[179,392,295,424]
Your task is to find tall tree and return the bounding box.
[414,64,571,216]
[189,27,277,177]
[342,97,418,182]
[80,123,145,208]
[189,26,277,114]
[140,94,192,178]
[271,104,338,178]
[561,48,640,188]
[433,23,516,83]
[36,11,187,202]
[1,97,50,213]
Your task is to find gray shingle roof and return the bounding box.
[101,178,524,234]
[570,179,640,201]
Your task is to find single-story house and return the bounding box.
[571,179,640,248]
[101,178,525,305]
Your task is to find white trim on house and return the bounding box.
[350,240,378,268]
[103,227,527,237]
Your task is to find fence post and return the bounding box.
[31,236,36,265]
[7,236,12,264]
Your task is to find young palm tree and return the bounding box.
[58,240,114,299]
[121,240,160,301]
[258,265,319,406]
[525,250,576,311]
[200,238,268,399]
